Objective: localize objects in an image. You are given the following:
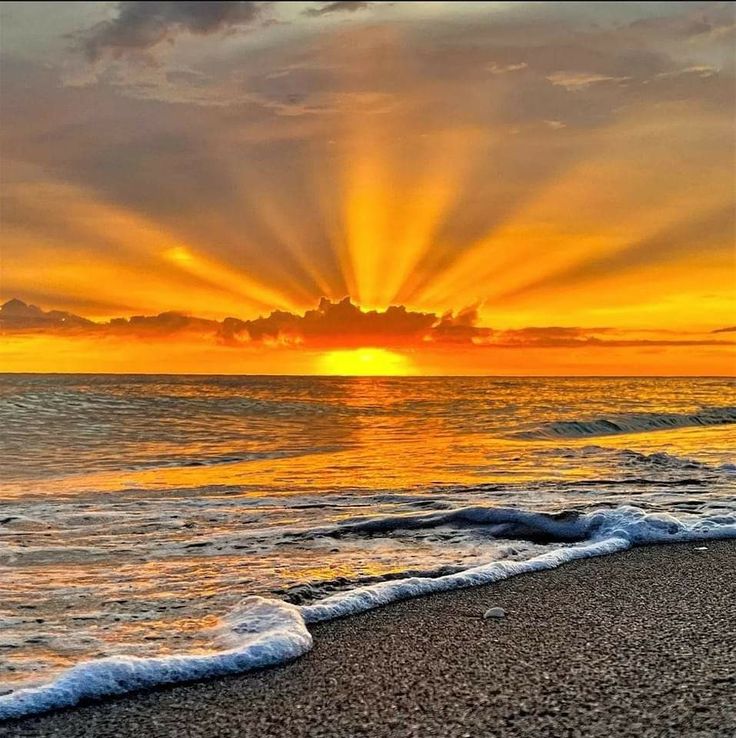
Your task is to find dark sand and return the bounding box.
[3,541,735,738]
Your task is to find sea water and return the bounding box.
[1,375,734,718]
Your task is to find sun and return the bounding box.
[317,348,412,376]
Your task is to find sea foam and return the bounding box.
[0,598,311,721]
[300,506,736,622]
[1,504,735,722]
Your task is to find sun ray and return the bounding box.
[415,107,734,315]
[1,175,303,317]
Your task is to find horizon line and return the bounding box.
[1,372,733,379]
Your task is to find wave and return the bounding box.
[123,445,344,472]
[291,507,591,544]
[0,598,312,721]
[612,449,736,477]
[2,504,735,722]
[515,406,736,440]
[610,448,708,470]
[300,506,736,623]
[574,447,732,479]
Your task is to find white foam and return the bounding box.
[301,506,735,623]
[0,597,311,721]
[300,536,628,623]
[2,505,734,722]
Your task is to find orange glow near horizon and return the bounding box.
[0,332,733,376]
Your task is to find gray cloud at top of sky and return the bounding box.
[76,1,270,61]
[303,2,376,18]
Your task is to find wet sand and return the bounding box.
[3,540,735,738]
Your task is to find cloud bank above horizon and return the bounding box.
[3,296,733,349]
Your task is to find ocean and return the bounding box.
[1,374,735,719]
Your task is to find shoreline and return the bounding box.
[3,540,735,737]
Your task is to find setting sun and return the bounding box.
[317,348,411,376]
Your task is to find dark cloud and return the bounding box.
[0,299,218,337]
[220,297,440,346]
[0,297,443,346]
[497,327,611,346]
[713,326,736,334]
[3,298,731,351]
[0,298,95,331]
[108,311,218,337]
[304,2,374,18]
[431,307,491,344]
[77,1,268,61]
[491,326,731,350]
[625,2,736,42]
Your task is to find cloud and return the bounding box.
[546,71,630,90]
[1,2,734,344]
[2,298,731,352]
[432,307,492,344]
[0,298,221,339]
[489,326,731,350]
[220,297,441,346]
[108,311,219,337]
[77,1,268,61]
[0,297,444,347]
[713,326,736,334]
[0,298,95,331]
[487,62,528,75]
[304,2,375,18]
[625,3,735,43]
[653,65,719,80]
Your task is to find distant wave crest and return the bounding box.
[515,406,736,440]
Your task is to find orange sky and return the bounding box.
[0,2,734,375]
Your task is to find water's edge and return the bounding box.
[2,505,734,723]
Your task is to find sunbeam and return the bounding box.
[0,1,733,373]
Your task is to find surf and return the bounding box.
[514,406,736,439]
[2,504,734,722]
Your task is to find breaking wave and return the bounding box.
[515,406,736,440]
[2,504,734,722]
[0,597,311,721]
[289,507,591,544]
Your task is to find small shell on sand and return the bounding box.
[483,607,506,619]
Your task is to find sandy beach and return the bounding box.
[3,540,734,738]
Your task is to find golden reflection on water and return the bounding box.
[4,375,734,497]
[4,425,732,502]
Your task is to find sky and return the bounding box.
[0,1,734,375]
